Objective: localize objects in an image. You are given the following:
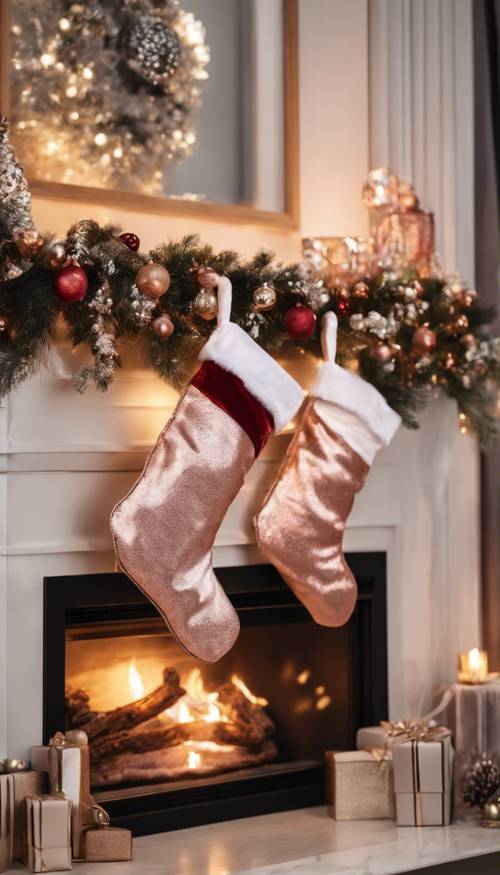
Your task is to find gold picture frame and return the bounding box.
[0,0,299,229]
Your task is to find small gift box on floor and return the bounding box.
[24,795,72,872]
[82,826,133,862]
[0,768,46,864]
[392,730,454,826]
[325,751,395,820]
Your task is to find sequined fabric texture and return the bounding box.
[254,398,369,627]
[111,385,255,662]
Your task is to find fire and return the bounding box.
[128,659,145,701]
[231,674,268,707]
[187,750,201,770]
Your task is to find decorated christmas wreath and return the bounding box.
[0,120,499,445]
[10,0,209,193]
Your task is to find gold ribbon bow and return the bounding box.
[380,720,451,743]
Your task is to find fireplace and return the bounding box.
[43,556,387,835]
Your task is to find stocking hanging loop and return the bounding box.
[217,276,232,327]
[321,311,338,363]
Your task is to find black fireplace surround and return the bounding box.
[43,554,388,835]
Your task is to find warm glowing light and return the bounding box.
[41,53,55,68]
[82,67,93,80]
[66,85,78,98]
[128,659,145,701]
[231,675,268,707]
[315,685,325,696]
[188,750,201,770]
[457,648,491,684]
[316,695,332,711]
[297,670,310,685]
[94,132,107,146]
[113,147,123,159]
[59,18,70,31]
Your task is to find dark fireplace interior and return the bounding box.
[43,556,388,835]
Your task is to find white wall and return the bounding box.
[0,0,479,758]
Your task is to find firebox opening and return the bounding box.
[65,619,350,793]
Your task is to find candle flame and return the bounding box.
[468,647,481,669]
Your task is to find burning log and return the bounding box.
[91,739,279,787]
[68,669,278,786]
[71,668,185,741]
[91,718,266,762]
[217,683,275,738]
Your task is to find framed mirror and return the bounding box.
[0,0,298,227]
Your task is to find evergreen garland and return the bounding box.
[0,120,498,445]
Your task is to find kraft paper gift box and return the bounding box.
[392,732,454,826]
[24,795,72,872]
[82,826,133,862]
[325,751,395,820]
[32,735,96,860]
[0,770,46,862]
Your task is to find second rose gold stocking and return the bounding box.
[254,312,401,627]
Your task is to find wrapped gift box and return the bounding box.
[0,770,46,862]
[392,733,454,826]
[325,751,395,820]
[32,738,94,859]
[82,826,132,862]
[24,795,72,873]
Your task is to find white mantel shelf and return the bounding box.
[5,807,500,875]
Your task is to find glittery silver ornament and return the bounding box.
[124,15,182,86]
[253,283,277,312]
[193,289,217,320]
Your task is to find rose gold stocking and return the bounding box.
[255,398,369,626]
[254,313,401,627]
[111,278,303,662]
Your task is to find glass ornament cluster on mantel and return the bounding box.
[0,119,499,445]
[10,0,209,193]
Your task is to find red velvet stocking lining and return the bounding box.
[191,360,274,456]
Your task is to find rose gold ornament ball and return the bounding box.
[42,241,67,270]
[369,343,393,363]
[13,229,44,259]
[151,314,174,339]
[412,325,437,354]
[353,281,369,300]
[196,267,220,289]
[136,262,171,299]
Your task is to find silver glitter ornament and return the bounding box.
[253,283,277,312]
[193,289,217,320]
[124,15,182,87]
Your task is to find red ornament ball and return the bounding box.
[119,232,140,252]
[336,297,350,316]
[283,305,317,339]
[53,265,89,303]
